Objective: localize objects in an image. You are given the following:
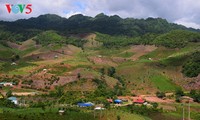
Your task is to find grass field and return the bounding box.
[0,50,14,59]
[150,74,179,92]
[140,47,176,60]
[0,107,96,120]
[117,51,135,58]
[101,109,151,120]
[0,61,37,75]
[0,107,152,120]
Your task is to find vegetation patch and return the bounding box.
[34,31,86,48]
[150,74,179,92]
[117,52,134,58]
[182,51,200,77]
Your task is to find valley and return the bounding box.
[0,14,200,120]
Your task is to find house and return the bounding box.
[4,82,13,87]
[11,62,17,65]
[0,82,13,87]
[107,99,113,103]
[94,107,105,110]
[114,99,122,104]
[8,97,18,105]
[54,55,58,59]
[98,55,102,58]
[58,110,65,115]
[180,96,194,102]
[133,98,145,104]
[0,82,5,85]
[77,102,94,107]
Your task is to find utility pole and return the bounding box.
[182,103,185,120]
[188,100,190,120]
[93,110,95,119]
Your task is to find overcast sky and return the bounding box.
[0,0,200,29]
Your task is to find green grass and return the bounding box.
[0,44,8,50]
[104,109,151,120]
[0,107,96,120]
[91,47,129,57]
[117,52,134,58]
[48,66,69,75]
[12,88,38,92]
[0,61,37,75]
[0,108,3,113]
[140,47,176,60]
[19,47,38,56]
[150,74,179,92]
[160,53,189,66]
[0,50,14,59]
[61,51,94,67]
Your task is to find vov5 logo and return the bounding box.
[5,4,32,14]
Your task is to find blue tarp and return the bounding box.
[77,102,94,107]
[114,99,122,103]
[8,97,17,101]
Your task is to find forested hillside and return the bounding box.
[0,13,198,42]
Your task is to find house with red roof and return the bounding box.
[107,99,113,103]
[133,98,145,104]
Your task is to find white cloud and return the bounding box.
[64,11,82,18]
[175,18,200,29]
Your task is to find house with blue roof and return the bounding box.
[8,96,18,105]
[114,99,122,104]
[77,102,94,107]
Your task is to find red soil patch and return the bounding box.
[19,40,37,50]
[7,41,21,49]
[27,52,65,60]
[144,96,174,103]
[111,57,127,63]
[88,56,117,66]
[52,76,77,86]
[184,74,200,90]
[117,95,174,103]
[7,40,38,50]
[129,45,157,61]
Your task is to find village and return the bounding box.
[0,81,196,114]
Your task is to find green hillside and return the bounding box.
[0,14,200,120]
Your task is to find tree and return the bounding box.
[175,89,184,97]
[55,86,64,97]
[15,55,20,60]
[100,68,105,79]
[190,90,196,97]
[107,67,116,77]
[100,68,105,75]
[77,73,81,80]
[152,102,158,109]
[6,90,12,98]
[156,91,166,98]
[117,115,121,120]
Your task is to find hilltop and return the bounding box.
[0,13,198,41]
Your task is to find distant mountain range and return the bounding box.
[0,13,199,41]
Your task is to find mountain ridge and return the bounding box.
[0,13,199,42]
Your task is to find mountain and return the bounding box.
[0,13,199,42]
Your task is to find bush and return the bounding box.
[175,89,184,97]
[156,91,166,98]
